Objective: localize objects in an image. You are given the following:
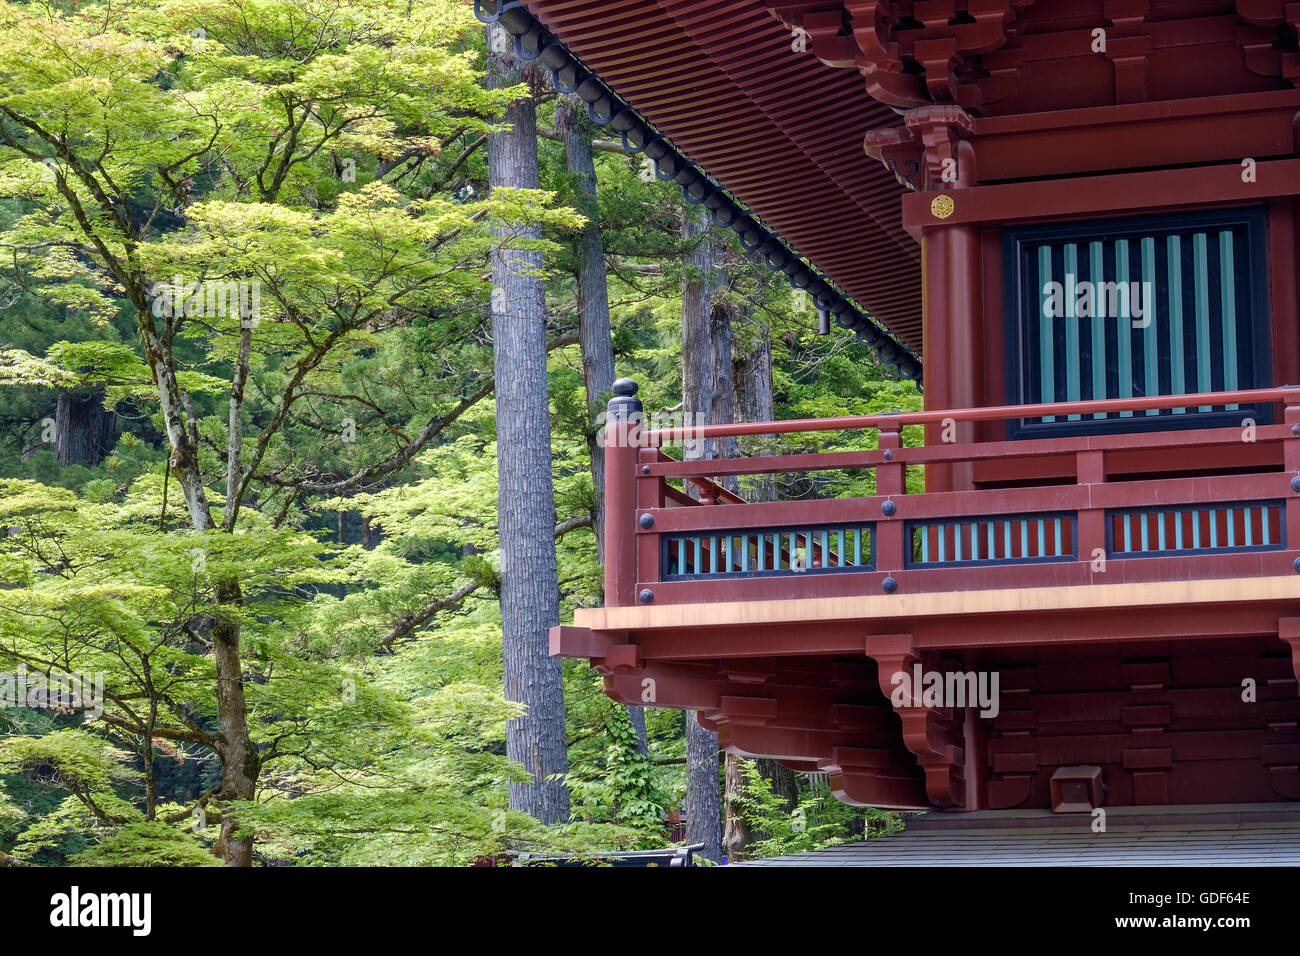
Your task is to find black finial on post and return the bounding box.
[608,378,643,422]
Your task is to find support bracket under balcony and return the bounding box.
[865,633,971,809]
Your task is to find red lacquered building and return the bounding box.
[487,1,1300,816]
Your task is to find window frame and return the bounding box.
[1001,205,1272,441]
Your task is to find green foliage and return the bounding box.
[567,704,671,836]
[70,822,221,867]
[0,0,921,867]
[734,761,904,859]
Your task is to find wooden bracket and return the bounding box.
[865,633,969,808]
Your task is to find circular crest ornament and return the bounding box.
[930,194,955,220]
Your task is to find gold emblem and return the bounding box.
[930,194,955,220]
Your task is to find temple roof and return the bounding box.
[490,1,1300,371]
[489,1,925,357]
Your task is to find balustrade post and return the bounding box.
[1284,389,1300,553]
[605,379,643,607]
[1076,449,1107,571]
[876,425,905,576]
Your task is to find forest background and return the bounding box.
[0,0,918,866]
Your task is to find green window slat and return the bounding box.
[1220,230,1239,410]
[756,534,765,572]
[1175,512,1183,551]
[710,536,718,574]
[1209,510,1218,549]
[854,529,863,566]
[1157,512,1166,552]
[1064,243,1082,420]
[1262,509,1271,547]
[1140,513,1149,552]
[1244,508,1253,547]
[939,525,946,563]
[1124,513,1132,552]
[1003,521,1012,560]
[1193,232,1212,411]
[1090,241,1107,419]
[1166,234,1185,413]
[919,527,928,564]
[1116,239,1134,417]
[1037,518,1046,557]
[1192,511,1201,549]
[837,530,846,567]
[1226,509,1236,548]
[1039,245,1056,422]
[954,522,963,562]
[1020,521,1028,558]
[1145,236,1161,415]
[694,536,702,573]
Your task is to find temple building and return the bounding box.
[482,1,1300,816]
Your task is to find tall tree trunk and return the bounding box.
[54,388,115,465]
[710,289,739,491]
[756,758,801,811]
[555,95,614,562]
[711,283,750,861]
[555,94,648,755]
[488,21,570,825]
[139,305,261,865]
[735,319,778,504]
[211,580,258,866]
[681,205,722,862]
[723,753,750,861]
[734,317,802,828]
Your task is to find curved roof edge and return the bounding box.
[475,0,922,386]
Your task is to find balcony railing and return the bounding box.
[601,382,1300,609]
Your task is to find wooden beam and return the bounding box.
[573,574,1300,632]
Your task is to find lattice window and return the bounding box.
[1003,207,1271,438]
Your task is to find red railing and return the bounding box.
[602,384,1300,608]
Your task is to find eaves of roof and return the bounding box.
[476,0,924,384]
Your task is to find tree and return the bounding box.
[0,0,570,861]
[554,92,647,754]
[0,0,919,866]
[680,205,722,862]
[486,19,570,825]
